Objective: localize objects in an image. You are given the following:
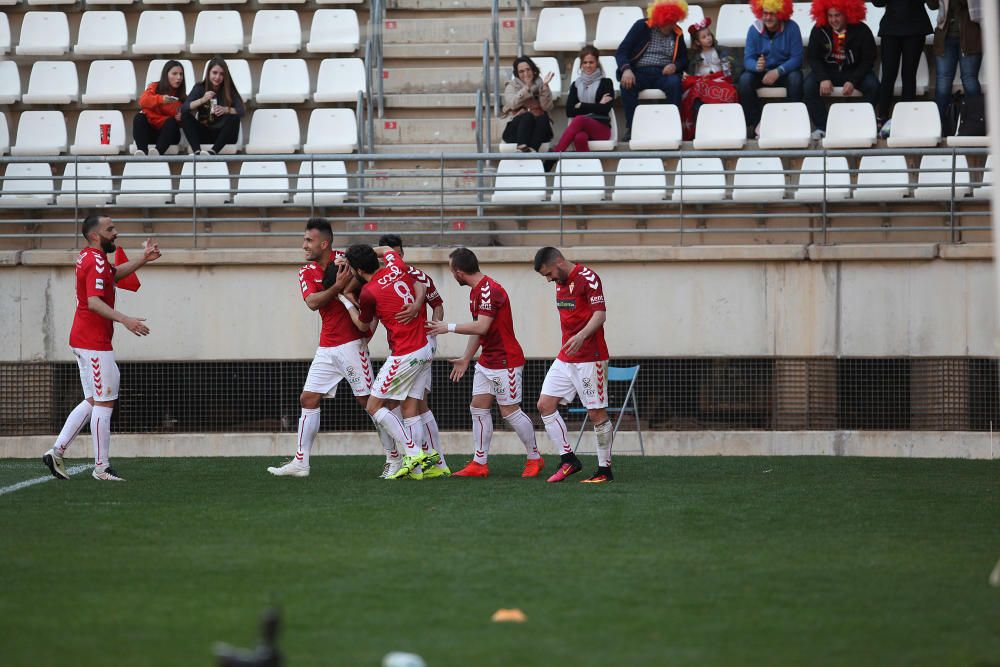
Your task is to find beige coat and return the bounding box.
[502,76,554,118]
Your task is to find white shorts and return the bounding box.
[73,348,119,401]
[371,341,434,401]
[472,364,524,406]
[302,339,374,398]
[540,358,609,410]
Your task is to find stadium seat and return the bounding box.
[552,158,605,203]
[175,160,231,206]
[222,59,253,101]
[293,160,349,205]
[306,10,360,53]
[196,0,242,5]
[491,159,546,203]
[0,13,9,55]
[97,0,141,4]
[259,0,305,5]
[533,8,586,51]
[27,0,74,5]
[974,155,992,200]
[22,62,78,105]
[716,3,754,48]
[190,11,243,54]
[11,111,67,155]
[314,58,366,103]
[245,109,301,154]
[316,0,362,4]
[133,11,186,55]
[733,157,786,202]
[854,155,910,200]
[16,12,71,56]
[757,103,811,149]
[823,103,877,149]
[0,163,54,206]
[673,157,726,202]
[255,59,310,104]
[56,162,113,206]
[234,161,289,206]
[303,108,358,153]
[197,123,245,155]
[75,11,128,55]
[585,109,618,151]
[248,10,302,54]
[593,6,643,50]
[611,157,667,203]
[0,61,21,104]
[70,110,126,155]
[678,4,707,46]
[628,105,681,150]
[82,61,137,104]
[692,104,746,149]
[117,161,173,206]
[146,60,196,95]
[893,52,929,96]
[572,364,644,455]
[532,57,563,100]
[0,115,8,155]
[886,102,941,148]
[794,156,851,201]
[913,154,971,200]
[570,56,620,93]
[945,134,989,148]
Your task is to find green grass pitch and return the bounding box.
[2,455,999,666]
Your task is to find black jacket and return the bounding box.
[872,0,934,37]
[182,82,246,128]
[807,23,877,86]
[614,20,688,79]
[565,78,614,125]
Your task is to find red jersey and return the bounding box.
[470,276,525,369]
[298,251,364,348]
[69,247,117,351]
[555,264,608,363]
[358,250,427,356]
[407,265,444,312]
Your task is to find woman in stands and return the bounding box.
[931,0,983,133]
[181,58,245,156]
[502,56,555,152]
[872,0,935,131]
[681,17,740,140]
[133,60,185,156]
[550,46,615,153]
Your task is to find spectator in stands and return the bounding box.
[873,0,935,130]
[615,0,689,141]
[502,56,555,152]
[804,0,878,140]
[181,58,245,156]
[133,60,185,157]
[737,0,804,137]
[931,0,982,133]
[681,17,740,141]
[550,46,615,153]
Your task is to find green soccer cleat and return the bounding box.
[420,463,451,480]
[387,455,422,480]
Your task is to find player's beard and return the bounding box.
[100,237,117,253]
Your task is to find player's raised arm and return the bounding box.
[305,262,353,311]
[114,238,161,282]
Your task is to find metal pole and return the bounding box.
[492,0,501,118]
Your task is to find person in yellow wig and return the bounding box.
[737,0,804,137]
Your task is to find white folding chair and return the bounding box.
[572,364,645,455]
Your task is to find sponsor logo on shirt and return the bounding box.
[95,279,104,290]
[590,295,605,305]
[556,299,576,310]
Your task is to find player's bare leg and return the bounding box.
[43,397,95,480]
[499,402,544,477]
[90,398,125,482]
[268,391,323,478]
[580,407,614,484]
[538,394,583,483]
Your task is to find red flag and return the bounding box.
[115,247,141,292]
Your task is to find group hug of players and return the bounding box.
[41,214,617,485]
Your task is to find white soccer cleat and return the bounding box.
[42,448,70,480]
[381,457,403,479]
[267,459,310,478]
[92,466,126,482]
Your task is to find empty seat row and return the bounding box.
[2,0,360,5]
[533,5,706,52]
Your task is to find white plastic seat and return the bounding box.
[132,11,186,55]
[533,8,586,51]
[570,56,620,93]
[894,52,929,96]
[249,10,301,54]
[11,111,67,155]
[82,61,137,104]
[974,155,992,200]
[16,12,70,56]
[315,0,362,4]
[716,3,755,47]
[75,11,128,55]
[303,108,358,153]
[306,9,360,53]
[314,58,366,103]
[293,160,348,205]
[794,156,851,201]
[886,101,941,148]
[0,13,9,55]
[629,105,681,150]
[259,0,304,5]
[245,109,301,154]
[673,157,726,202]
[0,115,8,155]
[491,159,546,203]
[27,0,75,5]
[587,109,618,151]
[678,4,707,45]
[90,0,138,4]
[913,154,971,200]
[552,158,605,203]
[146,60,196,96]
[56,162,113,206]
[22,62,78,105]
[0,61,21,104]
[196,0,243,4]
[593,6,643,50]
[190,11,243,54]
[612,158,667,203]
[175,160,231,206]
[117,162,173,206]
[733,157,786,202]
[0,163,54,206]
[234,161,289,206]
[198,124,245,154]
[946,134,989,148]
[255,59,310,104]
[758,102,811,149]
[532,57,562,101]
[70,110,126,155]
[692,104,746,149]
[854,155,910,200]
[823,103,877,149]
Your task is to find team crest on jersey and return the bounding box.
[568,282,575,294]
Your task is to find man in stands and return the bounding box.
[427,248,544,478]
[42,213,161,482]
[615,0,689,141]
[738,0,804,137]
[533,247,614,484]
[804,0,878,140]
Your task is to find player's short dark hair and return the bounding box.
[305,217,333,240]
[449,247,479,274]
[378,234,403,252]
[345,244,379,274]
[81,213,107,241]
[533,246,563,272]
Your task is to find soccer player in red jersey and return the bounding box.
[42,214,161,482]
[533,247,614,484]
[345,244,443,480]
[427,248,544,478]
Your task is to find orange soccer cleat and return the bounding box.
[521,457,545,478]
[580,467,614,484]
[452,460,490,477]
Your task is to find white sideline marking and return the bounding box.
[0,465,94,496]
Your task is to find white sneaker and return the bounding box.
[92,466,126,482]
[42,448,69,480]
[267,459,310,477]
[148,147,160,157]
[381,457,403,479]
[810,129,826,141]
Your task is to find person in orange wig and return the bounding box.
[737,0,804,136]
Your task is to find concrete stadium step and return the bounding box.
[380,17,533,46]
[382,92,482,109]
[382,41,526,59]
[388,0,519,10]
[360,167,490,194]
[381,66,488,94]
[372,142,489,154]
[374,118,503,144]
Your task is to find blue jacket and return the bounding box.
[742,19,803,76]
[614,19,688,79]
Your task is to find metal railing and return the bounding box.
[366,0,386,120]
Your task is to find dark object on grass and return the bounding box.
[214,606,282,667]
